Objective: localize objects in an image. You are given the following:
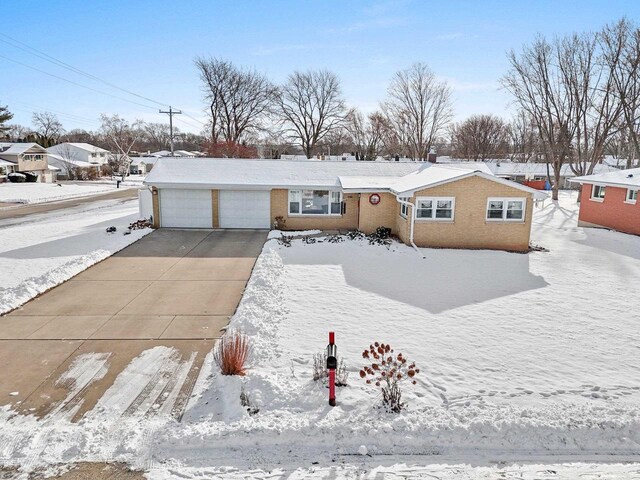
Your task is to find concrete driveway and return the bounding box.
[0,229,266,419]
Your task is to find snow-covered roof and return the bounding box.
[145,158,547,199]
[0,143,45,155]
[47,153,96,169]
[570,167,640,189]
[488,162,616,177]
[338,176,402,191]
[0,158,16,166]
[144,158,423,189]
[48,143,109,154]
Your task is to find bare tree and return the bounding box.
[4,124,31,142]
[99,114,143,176]
[277,69,347,158]
[32,111,64,146]
[508,111,539,162]
[141,122,173,151]
[502,36,579,200]
[382,63,453,161]
[602,18,640,168]
[346,109,393,160]
[563,32,624,177]
[450,114,510,161]
[195,57,276,152]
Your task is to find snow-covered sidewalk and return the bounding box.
[0,198,151,314]
[0,182,133,205]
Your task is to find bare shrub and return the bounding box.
[312,351,348,386]
[360,342,420,413]
[213,330,252,376]
[240,381,259,415]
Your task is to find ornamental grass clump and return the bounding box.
[214,330,252,376]
[360,342,420,413]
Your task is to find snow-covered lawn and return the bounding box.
[0,198,151,314]
[152,190,640,476]
[0,182,130,205]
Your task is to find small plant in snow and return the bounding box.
[313,351,349,386]
[240,381,260,416]
[360,342,419,413]
[276,234,292,247]
[274,215,286,230]
[346,229,366,240]
[367,227,392,246]
[302,235,316,244]
[213,330,252,376]
[326,234,345,243]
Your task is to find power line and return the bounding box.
[0,54,160,112]
[0,32,208,128]
[0,33,166,108]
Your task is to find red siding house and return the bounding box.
[570,167,640,236]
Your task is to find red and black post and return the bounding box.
[327,331,337,406]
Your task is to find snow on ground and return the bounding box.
[1,191,639,478]
[150,190,640,476]
[0,198,151,314]
[0,182,127,204]
[0,346,196,477]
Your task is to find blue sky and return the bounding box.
[2,0,639,134]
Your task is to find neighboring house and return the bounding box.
[129,158,148,175]
[0,142,55,182]
[486,161,617,189]
[144,158,546,252]
[569,167,640,236]
[47,153,98,180]
[47,143,110,165]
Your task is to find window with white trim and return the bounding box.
[626,189,637,204]
[415,197,455,221]
[591,184,605,201]
[486,197,526,221]
[288,189,342,215]
[399,198,410,218]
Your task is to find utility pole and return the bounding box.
[159,106,182,156]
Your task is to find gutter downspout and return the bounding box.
[397,197,425,259]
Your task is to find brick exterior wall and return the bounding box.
[358,192,400,234]
[578,183,640,236]
[270,189,359,231]
[211,189,219,228]
[397,176,534,251]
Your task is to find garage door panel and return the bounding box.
[161,189,212,228]
[219,190,270,229]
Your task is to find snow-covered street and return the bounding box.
[0,198,150,314]
[0,182,130,204]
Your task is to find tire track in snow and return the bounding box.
[7,353,111,470]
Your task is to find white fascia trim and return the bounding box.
[392,171,543,198]
[572,179,640,190]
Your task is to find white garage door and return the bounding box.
[219,190,270,229]
[160,189,212,228]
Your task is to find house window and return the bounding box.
[399,198,410,218]
[626,189,637,204]
[486,198,526,221]
[415,197,455,221]
[288,190,342,215]
[591,184,605,201]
